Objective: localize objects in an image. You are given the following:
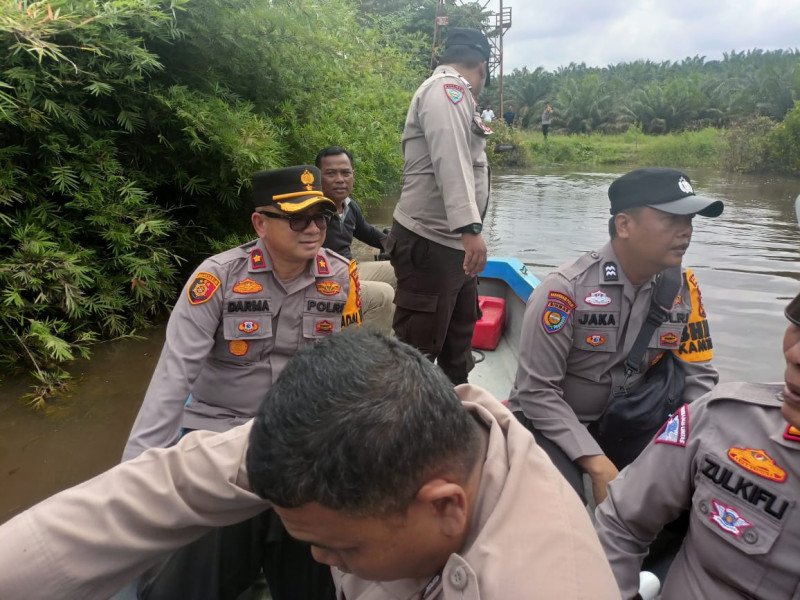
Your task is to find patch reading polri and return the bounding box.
[187,272,221,305]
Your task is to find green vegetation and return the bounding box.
[1,0,799,405]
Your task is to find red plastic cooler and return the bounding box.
[471,296,506,350]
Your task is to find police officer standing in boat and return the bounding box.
[386,27,492,385]
[507,168,722,505]
[124,165,359,600]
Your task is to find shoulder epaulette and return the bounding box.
[704,382,784,410]
[558,250,602,281]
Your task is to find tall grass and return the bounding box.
[510,126,725,168]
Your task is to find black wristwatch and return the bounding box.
[457,223,482,234]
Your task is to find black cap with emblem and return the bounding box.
[441,28,491,88]
[252,165,336,213]
[608,168,724,217]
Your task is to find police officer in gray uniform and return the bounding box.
[596,291,800,600]
[125,165,359,600]
[386,27,492,385]
[507,168,722,505]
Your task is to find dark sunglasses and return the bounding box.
[258,210,332,232]
[787,292,800,327]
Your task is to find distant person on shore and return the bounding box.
[503,104,515,127]
[316,146,395,336]
[481,104,495,123]
[542,102,553,139]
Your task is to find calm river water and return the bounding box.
[1,166,799,521]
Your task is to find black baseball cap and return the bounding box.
[608,168,724,217]
[441,28,491,87]
[252,165,335,213]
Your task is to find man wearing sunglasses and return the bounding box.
[595,290,800,600]
[122,165,359,600]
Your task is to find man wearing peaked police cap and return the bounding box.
[122,165,361,600]
[386,27,493,385]
[507,167,723,507]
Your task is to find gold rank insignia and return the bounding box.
[727,447,787,483]
[301,169,315,190]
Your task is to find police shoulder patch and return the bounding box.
[443,83,465,104]
[655,404,690,447]
[541,290,577,334]
[187,272,221,305]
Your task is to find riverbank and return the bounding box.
[492,125,726,168]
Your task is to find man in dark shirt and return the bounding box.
[316,146,395,335]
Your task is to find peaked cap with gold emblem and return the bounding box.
[252,165,335,213]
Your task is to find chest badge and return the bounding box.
[250,249,266,270]
[660,332,680,347]
[710,500,752,537]
[228,340,249,356]
[586,334,606,347]
[727,447,787,483]
[316,281,342,296]
[315,319,334,335]
[584,290,611,306]
[238,321,259,334]
[233,278,263,294]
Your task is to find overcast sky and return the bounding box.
[498,0,800,72]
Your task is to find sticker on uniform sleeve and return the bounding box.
[727,448,787,483]
[443,83,465,104]
[238,320,259,334]
[541,291,577,334]
[784,425,800,443]
[342,260,362,328]
[655,404,690,447]
[187,272,221,305]
[315,319,334,335]
[586,334,606,347]
[316,281,342,296]
[584,290,611,306]
[229,340,249,356]
[316,255,329,275]
[710,500,752,537]
[603,262,618,282]
[233,278,263,294]
[660,332,680,347]
[250,249,266,270]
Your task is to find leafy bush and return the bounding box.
[721,116,776,172]
[766,101,800,174]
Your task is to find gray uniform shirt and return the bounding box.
[122,239,358,461]
[506,242,719,460]
[392,64,490,250]
[596,383,800,599]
